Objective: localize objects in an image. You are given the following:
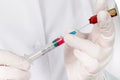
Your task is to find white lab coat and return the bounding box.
[0,0,120,80]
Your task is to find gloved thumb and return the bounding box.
[89,10,115,48]
[95,0,108,13]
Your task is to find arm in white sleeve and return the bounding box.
[103,70,119,80]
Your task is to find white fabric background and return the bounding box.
[115,0,120,11]
[0,0,119,80]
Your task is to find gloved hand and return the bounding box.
[64,0,115,80]
[0,50,30,80]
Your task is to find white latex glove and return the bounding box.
[0,50,30,80]
[64,0,115,80]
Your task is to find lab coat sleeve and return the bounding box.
[103,71,119,80]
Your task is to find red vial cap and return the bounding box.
[57,37,64,46]
[52,37,65,47]
[89,15,98,24]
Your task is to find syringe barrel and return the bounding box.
[27,43,55,61]
[27,37,65,61]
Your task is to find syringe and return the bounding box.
[26,8,117,62]
[27,37,64,61]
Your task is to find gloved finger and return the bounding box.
[65,34,113,60]
[95,0,108,13]
[64,34,101,59]
[96,11,115,47]
[0,50,30,71]
[74,49,99,74]
[0,66,30,80]
[65,28,89,39]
